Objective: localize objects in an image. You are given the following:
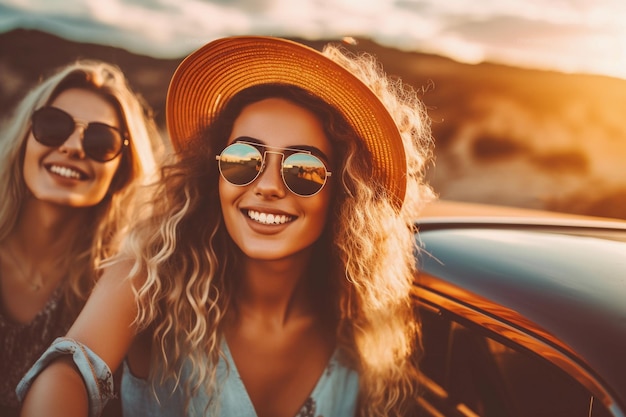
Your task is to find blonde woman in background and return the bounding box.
[18,37,434,417]
[0,60,162,417]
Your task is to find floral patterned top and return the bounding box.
[121,341,359,417]
[0,287,72,416]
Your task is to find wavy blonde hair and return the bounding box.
[0,60,161,316]
[125,43,433,416]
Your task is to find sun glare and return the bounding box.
[612,34,626,80]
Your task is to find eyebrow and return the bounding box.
[233,136,332,163]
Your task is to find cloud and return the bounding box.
[1,0,625,79]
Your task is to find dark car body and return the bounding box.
[413,201,626,417]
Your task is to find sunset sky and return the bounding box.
[1,0,625,80]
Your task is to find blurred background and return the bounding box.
[1,0,626,219]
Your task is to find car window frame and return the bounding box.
[414,281,624,417]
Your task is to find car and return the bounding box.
[413,200,626,417]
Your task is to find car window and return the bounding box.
[417,305,613,417]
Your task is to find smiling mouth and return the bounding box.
[47,164,87,180]
[246,209,295,225]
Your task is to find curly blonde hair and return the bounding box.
[0,60,161,316]
[125,43,433,416]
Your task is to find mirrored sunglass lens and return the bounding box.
[219,143,263,185]
[283,153,327,196]
[84,124,123,162]
[32,108,74,146]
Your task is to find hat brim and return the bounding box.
[166,36,406,205]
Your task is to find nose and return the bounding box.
[253,152,287,198]
[57,124,87,159]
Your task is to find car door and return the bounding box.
[415,302,614,417]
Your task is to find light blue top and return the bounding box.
[121,342,359,417]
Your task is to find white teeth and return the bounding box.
[49,165,82,179]
[247,210,293,225]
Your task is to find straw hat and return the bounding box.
[166,36,406,205]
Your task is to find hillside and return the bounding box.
[2,29,626,219]
[0,29,180,126]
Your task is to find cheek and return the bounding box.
[308,188,333,226]
[218,180,245,243]
[22,137,43,185]
[218,175,247,203]
[218,179,238,216]
[23,134,40,162]
[218,178,231,208]
[97,159,124,190]
[107,157,130,192]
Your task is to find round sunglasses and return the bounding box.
[31,106,129,162]
[216,141,332,197]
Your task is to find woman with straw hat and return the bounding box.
[18,36,434,417]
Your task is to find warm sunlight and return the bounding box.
[1,0,625,80]
[609,31,626,80]
[2,0,626,220]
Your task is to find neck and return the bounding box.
[234,248,315,327]
[0,198,93,293]
[16,196,90,254]
[1,197,91,286]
